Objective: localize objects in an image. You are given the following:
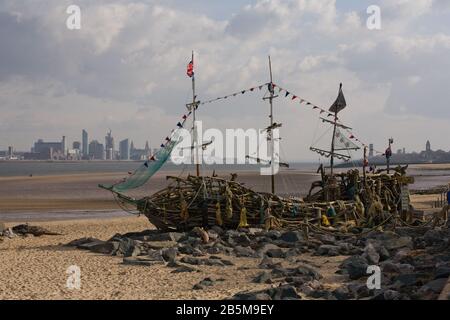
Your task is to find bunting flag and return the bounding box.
[198,83,268,106]
[160,144,165,148]
[177,122,183,128]
[292,95,297,100]
[182,114,187,120]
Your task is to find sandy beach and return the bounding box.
[0,216,348,300]
[0,163,449,300]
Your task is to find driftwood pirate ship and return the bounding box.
[100,54,440,234]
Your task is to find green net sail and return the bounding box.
[100,119,188,193]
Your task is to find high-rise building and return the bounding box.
[82,129,88,158]
[62,136,66,156]
[119,139,130,160]
[105,130,114,160]
[73,141,81,150]
[426,140,431,152]
[369,144,374,158]
[8,146,13,157]
[88,140,105,160]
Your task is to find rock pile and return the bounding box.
[66,222,450,300]
[0,223,59,239]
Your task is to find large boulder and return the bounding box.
[280,231,303,243]
[340,255,369,280]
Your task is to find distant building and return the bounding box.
[29,137,66,160]
[119,139,130,160]
[368,144,374,158]
[73,141,81,150]
[62,136,67,156]
[82,129,88,158]
[88,140,105,160]
[105,130,114,160]
[8,146,13,157]
[426,140,431,152]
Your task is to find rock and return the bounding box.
[235,234,252,247]
[180,256,202,265]
[123,257,164,266]
[194,277,215,290]
[363,243,380,265]
[207,230,220,241]
[317,245,340,256]
[219,258,234,266]
[117,237,136,256]
[253,271,272,284]
[383,236,413,251]
[12,224,59,236]
[193,284,205,290]
[210,226,224,235]
[247,228,264,235]
[267,285,301,300]
[348,283,372,299]
[161,247,178,263]
[171,265,198,273]
[266,248,286,258]
[316,234,336,244]
[307,289,332,299]
[333,286,353,300]
[147,249,165,262]
[383,289,402,300]
[66,237,99,247]
[178,244,194,255]
[392,273,422,287]
[89,241,120,255]
[3,228,16,238]
[0,221,5,234]
[340,255,368,280]
[280,231,303,243]
[423,229,444,246]
[419,278,447,294]
[234,245,257,257]
[271,267,294,278]
[145,240,177,250]
[434,266,450,279]
[179,256,228,267]
[258,256,280,269]
[296,263,322,280]
[78,239,108,250]
[232,291,272,300]
[265,230,282,240]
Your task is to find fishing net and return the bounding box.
[334,128,359,151]
[100,126,186,193]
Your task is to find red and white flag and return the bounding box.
[187,59,194,78]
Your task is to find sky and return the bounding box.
[0,0,449,161]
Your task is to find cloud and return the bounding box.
[0,0,449,157]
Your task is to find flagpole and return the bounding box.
[191,51,200,177]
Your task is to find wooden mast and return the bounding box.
[190,51,200,177]
[267,56,276,193]
[330,110,337,175]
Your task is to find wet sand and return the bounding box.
[1,163,448,219]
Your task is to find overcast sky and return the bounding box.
[0,0,449,160]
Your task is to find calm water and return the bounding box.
[0,161,448,190]
[0,161,318,177]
